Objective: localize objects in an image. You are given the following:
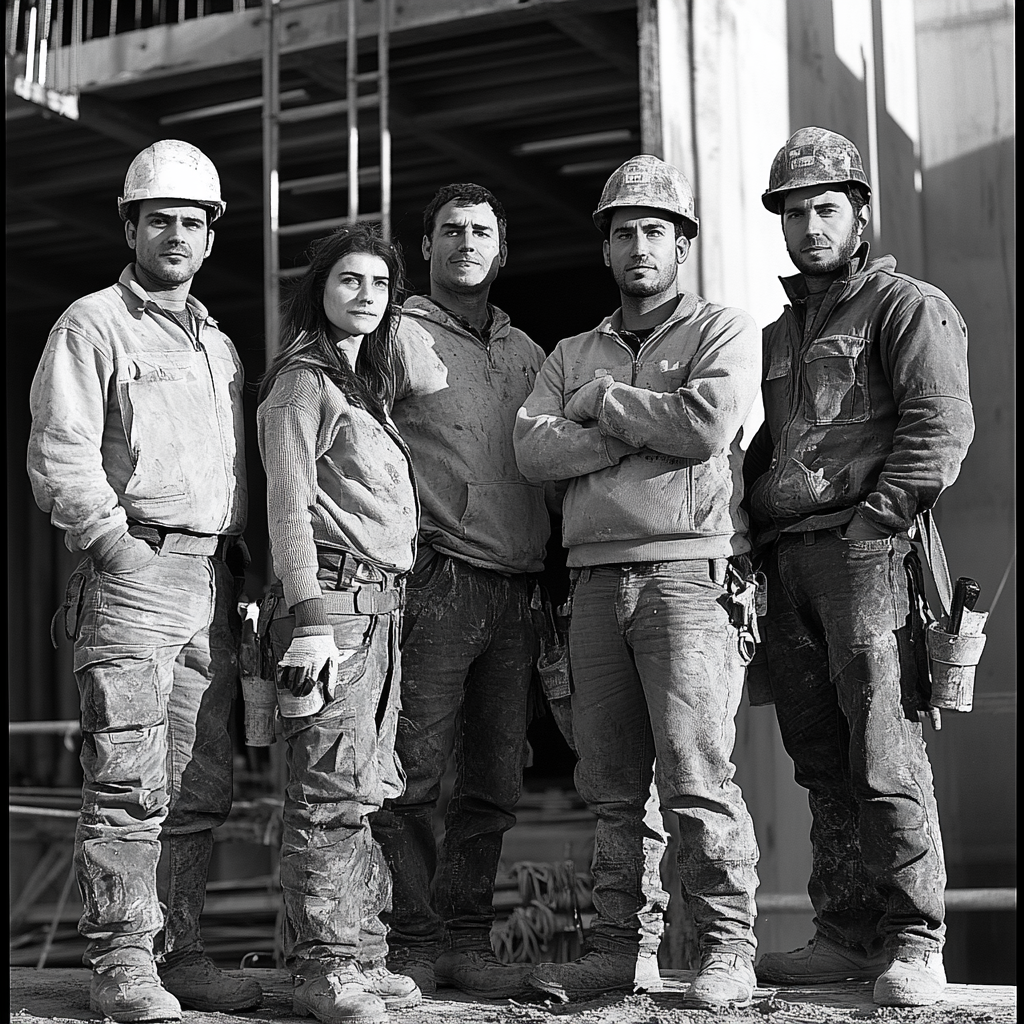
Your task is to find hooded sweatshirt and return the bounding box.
[391,295,550,575]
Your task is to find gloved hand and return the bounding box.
[564,374,615,424]
[277,630,339,698]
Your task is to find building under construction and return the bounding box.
[7,0,1015,988]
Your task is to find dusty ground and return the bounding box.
[10,968,1017,1024]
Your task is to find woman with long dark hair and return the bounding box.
[257,223,420,1023]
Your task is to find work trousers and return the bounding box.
[70,552,238,970]
[569,560,759,961]
[372,555,535,954]
[268,571,404,972]
[762,530,946,957]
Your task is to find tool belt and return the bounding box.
[312,549,404,614]
[128,521,233,559]
[908,509,987,713]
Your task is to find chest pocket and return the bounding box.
[802,335,870,425]
[118,351,210,503]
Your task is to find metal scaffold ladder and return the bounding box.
[261,0,391,365]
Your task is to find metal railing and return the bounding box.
[6,0,258,114]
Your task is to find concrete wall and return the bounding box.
[913,0,1015,983]
[645,0,1015,977]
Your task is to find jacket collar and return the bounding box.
[402,293,510,343]
[117,265,217,326]
[596,291,702,340]
[778,242,897,305]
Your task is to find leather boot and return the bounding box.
[873,952,946,1006]
[685,950,756,1010]
[90,964,182,1023]
[529,949,661,1003]
[755,933,888,985]
[292,963,389,1023]
[434,945,537,1000]
[159,951,263,1012]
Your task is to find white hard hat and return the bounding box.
[118,139,226,223]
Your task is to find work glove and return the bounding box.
[277,628,339,698]
[564,374,615,424]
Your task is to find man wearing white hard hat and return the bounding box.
[515,155,762,1010]
[27,140,260,1022]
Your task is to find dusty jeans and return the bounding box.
[268,574,404,971]
[762,530,946,958]
[71,551,238,970]
[569,560,759,960]
[371,555,535,954]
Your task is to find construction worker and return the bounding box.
[745,127,975,1007]
[257,224,424,1023]
[370,183,550,1000]
[515,155,762,1011]
[26,140,260,1021]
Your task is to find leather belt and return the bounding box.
[272,586,402,617]
[128,523,231,559]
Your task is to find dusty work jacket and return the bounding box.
[745,245,975,536]
[27,266,247,562]
[258,366,418,610]
[514,293,760,567]
[391,295,550,575]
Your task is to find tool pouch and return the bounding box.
[724,559,765,669]
[530,581,577,754]
[238,593,282,744]
[50,564,88,649]
[909,511,988,713]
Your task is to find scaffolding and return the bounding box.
[260,0,391,365]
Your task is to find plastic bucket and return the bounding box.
[925,613,988,712]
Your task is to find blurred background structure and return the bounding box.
[7,0,1015,983]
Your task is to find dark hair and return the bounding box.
[123,200,214,228]
[422,183,507,248]
[258,222,406,420]
[778,182,871,222]
[599,209,690,241]
[843,182,870,220]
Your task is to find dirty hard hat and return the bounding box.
[761,127,871,213]
[593,154,699,238]
[118,139,226,223]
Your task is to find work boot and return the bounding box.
[755,934,888,984]
[529,950,661,1003]
[293,963,389,1023]
[434,946,537,1000]
[873,952,946,1007]
[90,964,182,1023]
[359,960,423,1008]
[159,950,263,1011]
[685,950,756,1010]
[385,947,437,996]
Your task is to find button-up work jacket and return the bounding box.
[28,266,247,558]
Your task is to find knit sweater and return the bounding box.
[257,366,417,610]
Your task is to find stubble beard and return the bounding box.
[790,224,862,277]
